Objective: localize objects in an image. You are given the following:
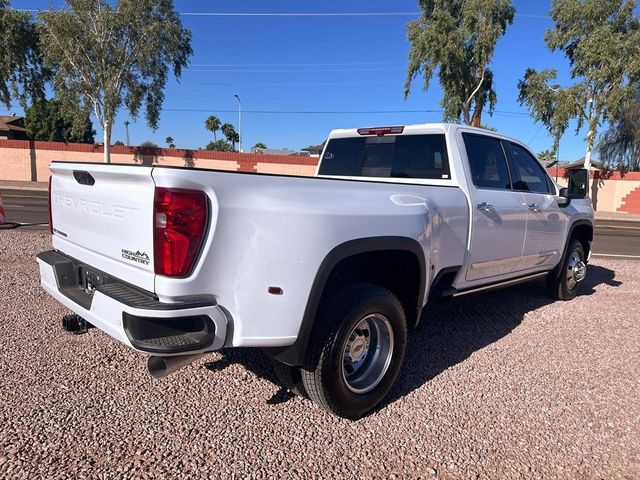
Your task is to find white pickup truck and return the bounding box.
[38,123,594,419]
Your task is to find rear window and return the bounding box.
[318,134,450,180]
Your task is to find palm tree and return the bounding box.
[165,136,175,148]
[221,123,238,150]
[538,148,557,166]
[205,115,221,141]
[252,142,267,149]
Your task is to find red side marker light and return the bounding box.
[268,287,283,295]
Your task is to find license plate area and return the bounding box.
[49,256,115,310]
[79,268,109,295]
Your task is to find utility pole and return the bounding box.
[234,94,242,153]
[124,121,130,146]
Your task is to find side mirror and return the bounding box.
[557,187,571,207]
[568,169,589,199]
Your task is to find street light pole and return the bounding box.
[124,121,130,147]
[555,137,560,182]
[234,94,242,153]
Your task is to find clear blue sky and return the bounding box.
[8,0,596,160]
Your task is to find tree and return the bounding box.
[598,90,640,172]
[38,0,193,163]
[24,99,95,143]
[221,123,238,150]
[404,0,515,126]
[538,148,557,166]
[165,135,175,148]
[205,115,221,141]
[205,139,233,152]
[114,140,125,146]
[0,0,48,108]
[139,140,158,148]
[518,0,640,180]
[252,142,267,149]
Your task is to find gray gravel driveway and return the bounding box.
[1,230,638,479]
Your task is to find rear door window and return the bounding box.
[462,133,512,190]
[318,134,450,180]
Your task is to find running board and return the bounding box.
[451,272,549,298]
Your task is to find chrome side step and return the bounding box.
[452,272,549,298]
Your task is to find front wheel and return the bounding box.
[548,239,587,300]
[301,282,407,419]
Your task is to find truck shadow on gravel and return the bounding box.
[379,264,621,410]
[203,265,620,410]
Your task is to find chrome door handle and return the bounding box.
[476,202,493,212]
[528,203,540,212]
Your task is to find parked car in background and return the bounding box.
[37,123,594,419]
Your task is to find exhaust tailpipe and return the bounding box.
[147,354,203,379]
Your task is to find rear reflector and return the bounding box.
[154,188,208,277]
[357,126,404,136]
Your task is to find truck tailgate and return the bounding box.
[50,162,156,292]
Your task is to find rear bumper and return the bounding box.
[37,250,228,355]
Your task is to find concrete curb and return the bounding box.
[0,184,48,192]
[595,212,640,222]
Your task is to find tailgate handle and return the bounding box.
[73,170,95,186]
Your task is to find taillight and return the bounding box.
[153,188,208,277]
[48,176,53,234]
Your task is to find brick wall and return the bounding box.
[548,168,640,214]
[0,139,319,182]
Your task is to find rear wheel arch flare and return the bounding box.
[264,236,426,367]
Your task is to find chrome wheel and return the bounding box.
[341,314,394,394]
[566,249,587,290]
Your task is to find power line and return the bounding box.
[192,81,401,87]
[164,108,442,114]
[14,9,550,19]
[186,67,405,73]
[162,107,531,117]
[526,124,545,145]
[181,12,419,17]
[190,62,405,67]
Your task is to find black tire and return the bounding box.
[547,239,586,301]
[301,282,407,420]
[271,359,307,398]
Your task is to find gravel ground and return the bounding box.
[1,230,638,479]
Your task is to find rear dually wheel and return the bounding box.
[301,282,407,420]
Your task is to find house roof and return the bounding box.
[561,157,604,170]
[0,115,26,133]
[301,143,325,154]
[252,147,309,156]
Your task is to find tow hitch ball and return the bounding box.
[62,314,93,334]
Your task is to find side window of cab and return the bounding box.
[507,143,552,194]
